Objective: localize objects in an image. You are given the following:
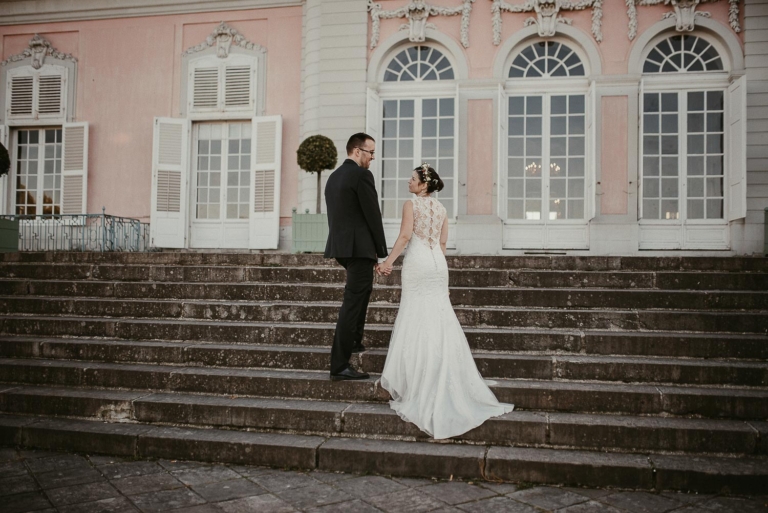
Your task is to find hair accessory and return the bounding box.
[420,163,431,182]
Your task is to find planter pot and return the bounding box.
[292,209,328,254]
[0,217,19,253]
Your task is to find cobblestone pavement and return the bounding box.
[0,448,766,513]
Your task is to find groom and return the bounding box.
[324,133,388,381]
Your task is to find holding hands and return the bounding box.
[376,261,394,276]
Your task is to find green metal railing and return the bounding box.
[0,208,150,252]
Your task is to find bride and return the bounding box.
[377,164,514,440]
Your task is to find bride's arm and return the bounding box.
[439,216,448,255]
[380,201,413,273]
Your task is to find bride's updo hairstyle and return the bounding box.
[415,163,444,193]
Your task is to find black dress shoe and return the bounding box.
[330,366,370,381]
[352,343,366,353]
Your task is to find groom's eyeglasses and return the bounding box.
[356,147,375,156]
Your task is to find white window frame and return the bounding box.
[637,32,733,250]
[498,39,595,250]
[376,44,460,249]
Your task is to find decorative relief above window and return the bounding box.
[368,0,476,49]
[1,34,77,70]
[626,0,741,41]
[491,0,604,46]
[183,21,265,59]
[509,41,585,77]
[384,46,455,81]
[643,35,723,73]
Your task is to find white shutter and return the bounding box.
[249,115,282,249]
[365,88,381,184]
[0,125,7,214]
[9,75,33,117]
[189,55,255,115]
[150,117,190,248]
[638,79,645,220]
[61,122,88,214]
[192,66,219,110]
[6,66,66,121]
[727,75,746,221]
[224,65,252,108]
[497,84,506,218]
[587,81,597,220]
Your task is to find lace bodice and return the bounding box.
[412,195,446,249]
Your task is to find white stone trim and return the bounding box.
[368,0,476,49]
[492,24,603,79]
[368,28,470,83]
[491,0,604,45]
[626,0,741,42]
[627,17,744,75]
[0,0,302,25]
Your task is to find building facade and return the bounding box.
[0,0,765,255]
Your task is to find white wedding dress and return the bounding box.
[380,195,514,440]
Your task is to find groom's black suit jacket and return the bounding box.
[324,159,388,260]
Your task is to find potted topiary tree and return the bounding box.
[0,141,19,252]
[293,135,337,253]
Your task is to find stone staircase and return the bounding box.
[0,252,767,494]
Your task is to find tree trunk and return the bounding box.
[316,171,322,214]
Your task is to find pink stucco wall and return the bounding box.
[467,99,494,216]
[1,7,303,223]
[601,96,629,216]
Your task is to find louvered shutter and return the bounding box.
[189,56,255,115]
[150,117,190,248]
[249,115,282,249]
[6,66,66,121]
[587,81,597,221]
[727,75,746,221]
[61,122,88,215]
[365,88,381,185]
[0,125,7,214]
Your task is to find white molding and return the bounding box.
[491,0,604,45]
[492,25,603,79]
[368,0,476,49]
[0,0,302,25]
[627,17,745,74]
[1,34,77,69]
[183,21,266,60]
[368,28,470,83]
[626,0,741,41]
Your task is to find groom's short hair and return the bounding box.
[346,133,375,155]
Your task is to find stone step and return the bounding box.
[1,358,766,418]
[1,386,765,456]
[3,280,768,310]
[3,251,768,273]
[0,413,766,493]
[3,317,767,360]
[3,295,768,334]
[1,337,765,386]
[4,263,768,290]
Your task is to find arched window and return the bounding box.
[508,41,585,78]
[643,35,723,74]
[502,41,590,239]
[377,45,457,221]
[384,46,454,82]
[640,35,728,226]
[636,31,746,251]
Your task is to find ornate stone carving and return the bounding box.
[368,0,476,49]
[1,34,77,69]
[626,0,741,41]
[183,21,265,58]
[492,0,603,45]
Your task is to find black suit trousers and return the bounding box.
[331,257,375,374]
